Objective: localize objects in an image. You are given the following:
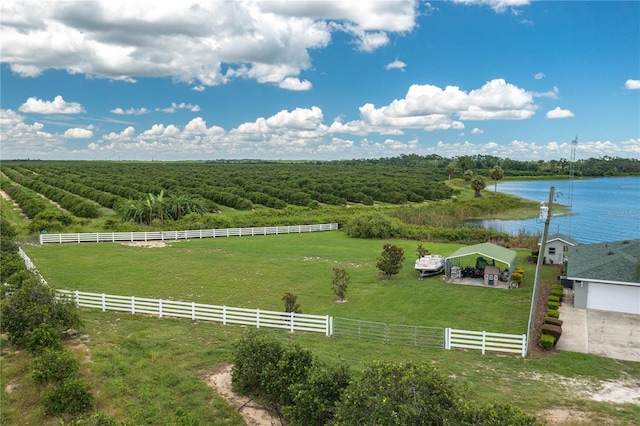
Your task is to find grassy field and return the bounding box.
[4,231,640,425]
[25,231,535,332]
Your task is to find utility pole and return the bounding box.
[526,186,555,355]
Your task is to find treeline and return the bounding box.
[330,153,640,177]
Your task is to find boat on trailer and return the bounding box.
[414,254,445,278]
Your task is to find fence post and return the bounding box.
[445,328,450,350]
[158,299,163,318]
[522,334,527,358]
[256,309,260,329]
[290,312,295,333]
[385,324,389,344]
[101,294,106,312]
[132,296,135,314]
[192,302,196,321]
[482,331,486,355]
[329,316,334,336]
[75,290,79,306]
[223,306,227,325]
[325,315,330,336]
[414,326,418,346]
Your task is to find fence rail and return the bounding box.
[40,223,338,244]
[56,290,331,335]
[447,328,527,357]
[332,317,445,348]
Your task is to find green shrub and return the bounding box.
[541,324,562,340]
[547,309,559,319]
[511,272,523,285]
[26,322,63,353]
[551,285,564,300]
[345,212,402,239]
[547,295,560,304]
[539,334,556,350]
[43,378,93,416]
[232,331,284,396]
[547,301,559,310]
[543,317,563,327]
[32,348,79,384]
[283,363,351,426]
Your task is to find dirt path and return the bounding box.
[203,364,281,426]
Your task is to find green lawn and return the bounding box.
[6,231,639,425]
[25,231,537,334]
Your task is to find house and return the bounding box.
[566,239,640,315]
[541,233,579,265]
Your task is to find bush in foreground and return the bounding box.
[43,378,93,416]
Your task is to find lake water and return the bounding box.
[471,176,640,244]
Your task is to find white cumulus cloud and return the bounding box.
[1,1,418,90]
[157,103,200,113]
[64,128,94,138]
[111,107,150,115]
[18,95,85,114]
[625,79,640,90]
[546,107,574,119]
[385,59,407,71]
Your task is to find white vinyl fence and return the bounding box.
[40,223,338,244]
[446,328,527,357]
[55,289,527,356]
[56,290,331,335]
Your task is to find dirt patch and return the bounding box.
[203,364,281,426]
[118,241,167,248]
[538,408,602,425]
[590,378,640,404]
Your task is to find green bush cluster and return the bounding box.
[551,284,564,301]
[539,334,556,350]
[232,331,542,425]
[547,309,560,319]
[232,330,348,423]
[547,301,559,310]
[1,213,92,418]
[1,177,56,220]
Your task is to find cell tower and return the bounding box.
[568,136,578,236]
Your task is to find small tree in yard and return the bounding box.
[331,268,350,301]
[376,244,405,279]
[282,292,302,313]
[417,243,430,258]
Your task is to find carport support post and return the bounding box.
[526,186,554,356]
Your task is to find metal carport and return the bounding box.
[445,242,517,278]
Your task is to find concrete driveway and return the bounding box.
[556,290,640,363]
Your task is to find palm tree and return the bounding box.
[445,163,456,182]
[470,176,486,198]
[489,165,504,193]
[463,169,473,186]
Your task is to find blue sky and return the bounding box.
[1,0,638,161]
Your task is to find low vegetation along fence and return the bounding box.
[55,290,527,357]
[39,223,339,244]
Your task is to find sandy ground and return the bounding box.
[118,241,168,248]
[203,364,281,426]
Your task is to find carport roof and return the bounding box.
[447,242,517,270]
